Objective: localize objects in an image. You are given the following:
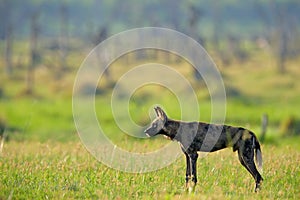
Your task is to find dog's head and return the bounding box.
[144,106,167,137]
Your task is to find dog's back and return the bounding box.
[173,121,243,152]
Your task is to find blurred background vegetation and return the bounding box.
[0,0,300,142]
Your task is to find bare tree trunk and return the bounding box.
[188,4,204,81]
[3,0,13,76]
[93,26,111,84]
[255,1,289,73]
[59,3,69,74]
[277,16,288,74]
[27,11,40,95]
[211,1,230,66]
[5,23,13,76]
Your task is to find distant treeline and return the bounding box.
[1,0,300,76]
[1,0,300,40]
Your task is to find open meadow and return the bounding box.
[1,50,300,199]
[0,138,299,199]
[1,1,300,198]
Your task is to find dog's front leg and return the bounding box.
[183,151,191,190]
[188,152,198,193]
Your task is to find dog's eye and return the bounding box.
[153,124,157,128]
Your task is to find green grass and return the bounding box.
[1,46,300,138]
[0,98,76,142]
[1,138,299,199]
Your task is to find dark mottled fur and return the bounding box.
[144,106,263,192]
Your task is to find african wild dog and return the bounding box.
[144,106,263,192]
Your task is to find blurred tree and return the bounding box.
[4,22,13,77]
[211,1,231,66]
[254,0,297,73]
[227,35,249,63]
[26,10,41,95]
[92,26,111,83]
[2,0,13,76]
[93,26,108,45]
[188,4,205,81]
[188,4,204,44]
[59,2,69,74]
[274,5,289,74]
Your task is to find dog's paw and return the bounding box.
[187,182,196,194]
[255,180,263,192]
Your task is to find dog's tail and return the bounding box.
[253,135,263,172]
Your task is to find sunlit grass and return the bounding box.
[0,139,299,199]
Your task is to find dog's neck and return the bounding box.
[160,119,180,140]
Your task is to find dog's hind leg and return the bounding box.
[238,139,263,192]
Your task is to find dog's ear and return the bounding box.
[154,107,160,117]
[156,106,167,121]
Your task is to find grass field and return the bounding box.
[1,138,299,199]
[1,47,300,199]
